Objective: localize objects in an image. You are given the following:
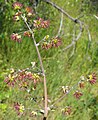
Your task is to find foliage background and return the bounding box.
[0,0,98,120]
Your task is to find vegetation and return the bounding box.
[0,0,98,120]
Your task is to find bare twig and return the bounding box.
[69,25,77,58]
[50,78,84,109]
[56,13,63,37]
[43,0,76,22]
[94,15,98,20]
[21,15,48,118]
[62,21,83,51]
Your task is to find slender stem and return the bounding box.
[21,15,48,118]
[44,0,76,22]
[56,13,63,37]
[50,79,83,109]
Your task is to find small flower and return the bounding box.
[30,111,37,117]
[13,12,22,21]
[33,18,43,28]
[61,106,71,115]
[52,37,62,47]
[4,74,16,87]
[44,35,49,40]
[61,86,69,94]
[25,7,34,17]
[24,31,31,37]
[13,2,23,10]
[13,15,20,21]
[14,102,24,115]
[10,33,22,42]
[79,81,85,88]
[19,81,28,89]
[42,42,52,49]
[41,20,49,28]
[87,73,97,85]
[33,18,49,29]
[73,91,83,99]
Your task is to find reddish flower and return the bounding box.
[13,2,23,10]
[88,73,97,85]
[25,7,34,17]
[73,91,83,99]
[4,74,17,87]
[41,20,49,28]
[62,106,71,115]
[52,37,62,47]
[4,69,40,90]
[10,33,22,42]
[33,18,49,29]
[79,81,85,88]
[24,31,31,37]
[19,81,28,89]
[42,42,52,50]
[14,102,24,115]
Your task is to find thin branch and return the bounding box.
[43,0,76,22]
[69,25,77,58]
[56,13,63,37]
[50,79,84,109]
[62,21,83,51]
[94,15,98,20]
[21,15,48,118]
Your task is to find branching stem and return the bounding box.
[21,15,48,118]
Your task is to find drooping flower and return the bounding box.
[13,12,22,21]
[4,74,17,87]
[19,81,28,89]
[79,81,85,88]
[61,86,69,94]
[42,42,52,50]
[52,37,62,47]
[13,2,23,10]
[10,33,22,42]
[25,7,34,17]
[61,106,71,115]
[41,20,49,28]
[87,73,97,85]
[14,102,25,115]
[73,91,83,99]
[24,31,31,37]
[30,111,37,117]
[33,18,49,29]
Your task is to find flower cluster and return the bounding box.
[13,2,23,10]
[61,106,71,115]
[4,69,40,89]
[10,33,22,42]
[33,18,49,29]
[14,102,25,115]
[87,73,97,85]
[73,91,83,99]
[42,37,62,49]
